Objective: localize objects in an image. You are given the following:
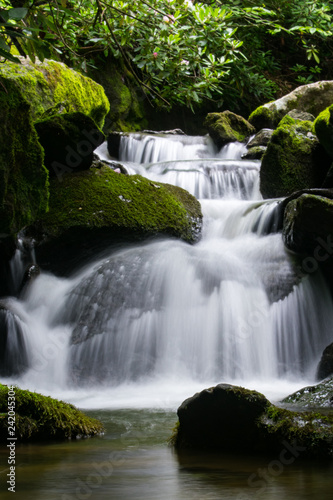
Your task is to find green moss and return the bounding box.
[248,105,275,130]
[262,404,333,457]
[204,111,255,148]
[0,384,104,441]
[33,166,202,243]
[0,59,110,129]
[260,115,330,198]
[314,105,333,159]
[0,78,49,234]
[89,58,147,132]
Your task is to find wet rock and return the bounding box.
[260,115,331,198]
[282,377,333,408]
[25,166,203,275]
[173,383,333,459]
[247,128,273,148]
[242,145,266,160]
[204,111,255,148]
[317,344,333,380]
[35,112,105,177]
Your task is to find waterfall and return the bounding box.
[2,132,333,408]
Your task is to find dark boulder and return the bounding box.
[282,193,333,277]
[35,112,105,178]
[173,383,333,459]
[317,344,333,380]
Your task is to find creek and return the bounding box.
[1,131,333,498]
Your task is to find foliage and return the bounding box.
[0,0,333,111]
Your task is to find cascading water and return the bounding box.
[2,132,333,408]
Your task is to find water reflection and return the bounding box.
[1,409,332,500]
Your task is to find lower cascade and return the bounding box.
[2,132,333,408]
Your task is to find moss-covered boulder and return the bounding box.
[0,78,48,236]
[249,81,333,130]
[173,383,333,459]
[0,57,110,238]
[204,111,255,148]
[0,58,110,128]
[260,115,331,198]
[0,384,104,441]
[283,378,333,408]
[89,56,147,132]
[282,193,333,276]
[317,345,333,381]
[35,112,105,177]
[26,166,202,273]
[314,105,333,159]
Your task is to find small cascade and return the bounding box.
[8,235,37,296]
[119,132,217,163]
[2,131,332,407]
[0,302,30,376]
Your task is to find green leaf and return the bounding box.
[0,46,20,62]
[8,7,28,21]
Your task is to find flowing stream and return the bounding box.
[1,131,333,498]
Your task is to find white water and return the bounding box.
[2,133,333,409]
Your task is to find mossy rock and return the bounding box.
[35,112,105,177]
[204,110,255,148]
[26,166,202,273]
[0,58,110,129]
[0,384,104,441]
[282,378,333,408]
[0,78,48,235]
[89,56,147,132]
[314,105,333,159]
[249,81,333,130]
[282,193,333,279]
[260,115,331,198]
[173,383,333,459]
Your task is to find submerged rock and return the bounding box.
[173,383,333,459]
[260,115,330,198]
[204,111,255,148]
[249,81,333,130]
[0,383,104,442]
[25,166,203,274]
[317,345,333,381]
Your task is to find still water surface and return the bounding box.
[1,408,333,500]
